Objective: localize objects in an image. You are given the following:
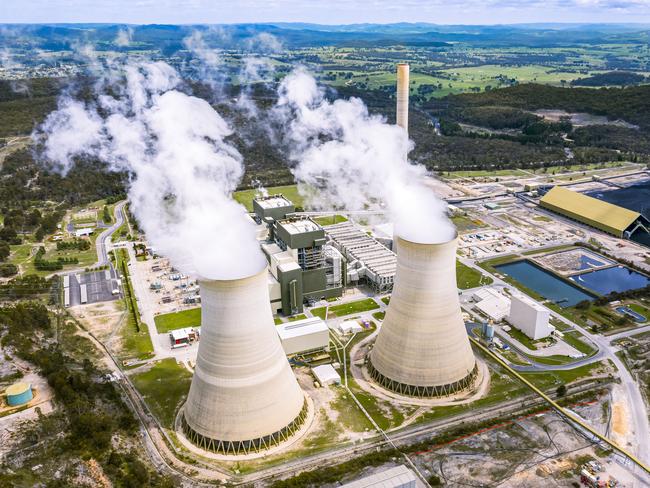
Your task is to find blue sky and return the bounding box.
[2,0,650,25]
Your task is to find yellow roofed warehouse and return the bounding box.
[539,186,648,238]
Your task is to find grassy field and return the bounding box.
[311,298,379,320]
[451,214,486,232]
[312,215,348,226]
[234,184,303,211]
[130,358,192,429]
[115,249,154,361]
[153,307,201,333]
[520,361,607,391]
[456,261,493,289]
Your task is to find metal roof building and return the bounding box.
[539,186,648,238]
[340,465,417,488]
[325,222,396,292]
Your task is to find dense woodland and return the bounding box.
[1,76,650,203]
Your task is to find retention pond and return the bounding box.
[495,260,595,308]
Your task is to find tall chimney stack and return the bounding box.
[396,63,410,133]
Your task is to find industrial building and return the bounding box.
[182,268,307,455]
[325,221,397,293]
[254,195,344,315]
[508,294,553,340]
[276,317,330,355]
[539,186,650,239]
[473,288,511,322]
[5,382,33,407]
[340,465,417,488]
[312,364,340,386]
[169,327,200,348]
[369,236,477,397]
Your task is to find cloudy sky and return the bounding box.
[2,0,650,24]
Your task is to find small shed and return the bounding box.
[312,364,340,386]
[337,319,363,335]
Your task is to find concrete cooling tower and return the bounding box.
[368,235,477,397]
[182,267,307,455]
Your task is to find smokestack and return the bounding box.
[368,235,477,397]
[182,267,307,455]
[396,63,409,133]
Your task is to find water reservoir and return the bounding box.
[495,260,595,308]
[571,266,650,295]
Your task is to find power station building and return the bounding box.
[539,186,650,239]
[325,221,397,293]
[508,294,553,340]
[182,269,307,455]
[368,235,477,397]
[254,195,344,315]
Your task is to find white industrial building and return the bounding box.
[337,319,363,335]
[340,465,417,488]
[473,288,510,322]
[325,221,396,292]
[312,364,340,386]
[508,294,553,340]
[276,317,330,355]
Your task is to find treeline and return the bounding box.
[33,246,78,271]
[0,274,53,300]
[571,71,648,87]
[433,83,650,129]
[56,239,91,251]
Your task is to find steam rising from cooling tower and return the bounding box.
[275,68,455,245]
[35,59,266,280]
[369,235,478,397]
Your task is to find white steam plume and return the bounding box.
[276,68,455,245]
[36,60,266,280]
[115,27,133,47]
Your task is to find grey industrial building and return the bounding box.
[254,195,344,315]
[325,221,396,293]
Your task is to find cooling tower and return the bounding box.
[396,63,410,133]
[182,267,307,455]
[368,235,477,397]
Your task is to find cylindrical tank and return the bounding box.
[396,63,409,133]
[5,382,33,406]
[485,324,495,340]
[183,266,306,455]
[368,235,477,397]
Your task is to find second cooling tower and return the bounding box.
[368,235,477,397]
[182,267,306,455]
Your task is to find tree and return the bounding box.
[556,384,567,397]
[103,205,111,224]
[0,241,9,261]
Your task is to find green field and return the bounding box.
[153,307,201,333]
[115,249,154,361]
[312,215,348,226]
[130,358,192,429]
[311,298,379,320]
[456,261,493,289]
[234,184,304,211]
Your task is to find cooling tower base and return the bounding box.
[367,360,479,398]
[181,399,309,456]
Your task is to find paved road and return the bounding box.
[463,256,650,466]
[96,201,126,266]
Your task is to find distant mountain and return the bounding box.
[1,22,649,51]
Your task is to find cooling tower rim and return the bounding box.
[198,263,268,285]
[397,62,410,66]
[394,231,458,248]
